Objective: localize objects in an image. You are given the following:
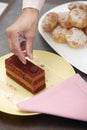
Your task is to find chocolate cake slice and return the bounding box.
[5,54,46,94]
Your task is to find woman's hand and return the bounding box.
[6,8,39,64]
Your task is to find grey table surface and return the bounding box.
[0,0,87,130]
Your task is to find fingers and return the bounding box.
[6,9,39,64]
[26,36,34,60]
[25,21,38,60]
[6,28,26,64]
[20,40,34,59]
[6,26,36,64]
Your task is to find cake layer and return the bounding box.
[5,54,46,93]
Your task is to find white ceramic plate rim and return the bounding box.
[38,1,87,74]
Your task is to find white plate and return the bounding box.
[0,50,75,115]
[38,1,87,74]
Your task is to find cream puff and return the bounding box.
[42,12,58,32]
[51,25,68,43]
[65,27,87,48]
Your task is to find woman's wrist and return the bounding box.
[23,7,39,14]
[22,0,46,12]
[22,8,39,18]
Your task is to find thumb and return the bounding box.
[26,37,34,60]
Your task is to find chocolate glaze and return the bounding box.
[5,55,44,77]
[5,54,46,93]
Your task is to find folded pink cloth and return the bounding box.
[17,74,87,122]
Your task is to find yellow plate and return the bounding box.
[0,50,75,116]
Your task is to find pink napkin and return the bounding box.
[17,74,87,122]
